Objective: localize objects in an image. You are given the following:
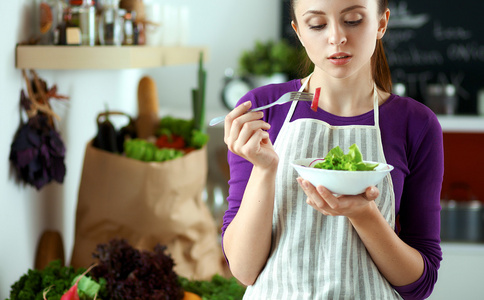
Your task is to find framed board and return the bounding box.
[281,0,484,114]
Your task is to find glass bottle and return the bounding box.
[98,0,122,45]
[79,0,96,45]
[56,7,70,45]
[122,10,135,45]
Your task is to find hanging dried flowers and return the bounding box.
[9,69,69,190]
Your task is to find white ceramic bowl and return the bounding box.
[291,158,394,195]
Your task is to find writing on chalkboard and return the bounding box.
[388,2,429,29]
[383,1,483,114]
[448,43,484,63]
[434,22,472,41]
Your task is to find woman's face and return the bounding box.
[292,0,388,80]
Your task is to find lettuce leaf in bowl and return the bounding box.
[312,144,379,171]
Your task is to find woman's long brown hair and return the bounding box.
[290,0,392,93]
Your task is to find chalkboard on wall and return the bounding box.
[385,0,484,114]
[281,0,484,114]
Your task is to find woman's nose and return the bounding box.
[328,25,347,45]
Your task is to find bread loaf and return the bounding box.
[136,76,159,139]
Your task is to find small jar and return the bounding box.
[122,10,135,45]
[39,0,67,45]
[79,0,96,45]
[98,0,122,45]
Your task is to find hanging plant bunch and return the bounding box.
[9,69,69,190]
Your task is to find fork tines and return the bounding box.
[290,91,314,101]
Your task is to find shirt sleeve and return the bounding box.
[392,110,444,299]
[220,81,297,252]
[219,91,256,263]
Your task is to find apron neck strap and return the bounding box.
[372,84,380,128]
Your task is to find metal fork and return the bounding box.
[209,91,314,126]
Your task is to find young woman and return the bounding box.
[221,0,443,299]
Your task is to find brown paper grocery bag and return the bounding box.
[70,141,224,280]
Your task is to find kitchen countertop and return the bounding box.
[429,242,484,299]
[441,242,484,252]
[437,115,484,132]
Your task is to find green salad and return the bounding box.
[312,144,379,171]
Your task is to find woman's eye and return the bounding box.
[345,19,363,26]
[309,24,326,30]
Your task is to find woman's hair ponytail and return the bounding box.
[372,0,392,93]
[372,39,392,93]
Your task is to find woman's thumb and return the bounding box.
[364,186,379,201]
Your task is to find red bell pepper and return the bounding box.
[311,87,321,112]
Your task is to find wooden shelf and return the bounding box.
[15,45,208,70]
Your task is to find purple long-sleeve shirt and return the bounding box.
[221,79,444,299]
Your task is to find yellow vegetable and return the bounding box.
[183,291,202,300]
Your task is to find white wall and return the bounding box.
[0,0,281,297]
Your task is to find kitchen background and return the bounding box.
[1,0,484,299]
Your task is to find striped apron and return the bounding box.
[243,78,401,299]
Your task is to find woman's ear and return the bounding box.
[377,8,390,39]
[291,21,305,47]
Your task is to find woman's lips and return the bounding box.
[328,53,352,65]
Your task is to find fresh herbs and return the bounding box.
[89,239,184,300]
[9,70,68,190]
[7,260,103,300]
[312,144,379,171]
[179,274,246,300]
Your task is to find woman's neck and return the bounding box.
[303,70,382,117]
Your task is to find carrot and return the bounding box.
[311,87,321,112]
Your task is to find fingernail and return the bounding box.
[244,100,251,107]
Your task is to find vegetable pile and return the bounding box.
[8,239,245,300]
[92,53,209,163]
[7,260,105,300]
[312,144,379,171]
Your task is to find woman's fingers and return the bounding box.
[222,100,275,167]
[297,178,331,211]
[297,178,379,217]
[224,101,252,141]
[231,120,270,152]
